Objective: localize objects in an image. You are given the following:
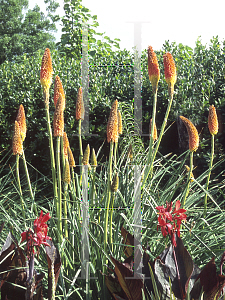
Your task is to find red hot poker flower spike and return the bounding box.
[148,46,160,93]
[163,52,177,97]
[156,200,187,247]
[54,75,66,110]
[40,48,53,91]
[16,104,26,142]
[180,116,199,152]
[208,105,218,135]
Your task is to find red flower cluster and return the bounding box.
[156,200,187,247]
[21,211,51,255]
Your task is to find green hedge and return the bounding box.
[0,37,225,176]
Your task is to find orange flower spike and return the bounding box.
[12,121,23,155]
[107,100,118,143]
[40,48,53,91]
[208,105,218,135]
[149,118,158,141]
[148,46,160,92]
[180,116,199,152]
[54,75,66,110]
[67,146,76,167]
[163,52,177,97]
[76,87,85,120]
[53,94,64,137]
[16,104,26,142]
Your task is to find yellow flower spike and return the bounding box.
[180,116,199,152]
[91,148,97,167]
[63,158,71,184]
[149,118,158,141]
[107,100,118,143]
[53,94,64,137]
[54,75,66,110]
[148,46,160,93]
[68,146,75,167]
[12,121,23,155]
[111,172,119,192]
[163,52,177,97]
[16,104,26,142]
[117,110,122,135]
[208,105,218,135]
[76,87,85,120]
[82,144,90,165]
[40,48,53,91]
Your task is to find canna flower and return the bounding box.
[12,121,23,155]
[149,118,158,141]
[117,110,122,135]
[76,87,85,120]
[208,105,218,135]
[148,46,160,92]
[107,100,118,143]
[180,116,199,152]
[53,94,64,137]
[82,144,90,165]
[54,75,66,110]
[156,200,187,247]
[21,211,51,254]
[63,132,70,158]
[63,159,71,184]
[163,52,177,97]
[111,172,119,192]
[67,146,75,167]
[40,48,53,91]
[91,148,97,167]
[16,104,26,142]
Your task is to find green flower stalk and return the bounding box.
[76,87,84,176]
[90,148,97,206]
[109,172,119,252]
[204,105,218,216]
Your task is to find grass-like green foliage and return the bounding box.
[0,38,225,299]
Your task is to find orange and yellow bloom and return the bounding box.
[76,87,85,120]
[53,94,64,137]
[107,100,118,143]
[163,52,177,97]
[16,104,26,142]
[180,116,199,152]
[148,46,160,92]
[54,76,65,110]
[40,48,53,91]
[208,105,218,135]
[12,121,23,155]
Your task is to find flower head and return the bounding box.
[149,118,158,141]
[54,75,65,110]
[208,105,218,135]
[107,100,118,143]
[63,159,71,184]
[163,52,177,97]
[40,48,53,91]
[12,121,23,155]
[67,146,75,167]
[76,87,85,120]
[82,144,90,165]
[16,104,26,142]
[63,132,70,158]
[111,172,119,192]
[180,116,199,152]
[156,200,186,247]
[53,94,64,137]
[21,211,51,255]
[91,148,97,167]
[148,46,160,92]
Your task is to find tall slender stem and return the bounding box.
[109,192,115,252]
[16,154,25,220]
[22,150,37,215]
[78,119,83,183]
[56,136,62,235]
[204,134,215,217]
[182,151,193,207]
[63,183,69,239]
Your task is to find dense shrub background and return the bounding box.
[0,36,225,176]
